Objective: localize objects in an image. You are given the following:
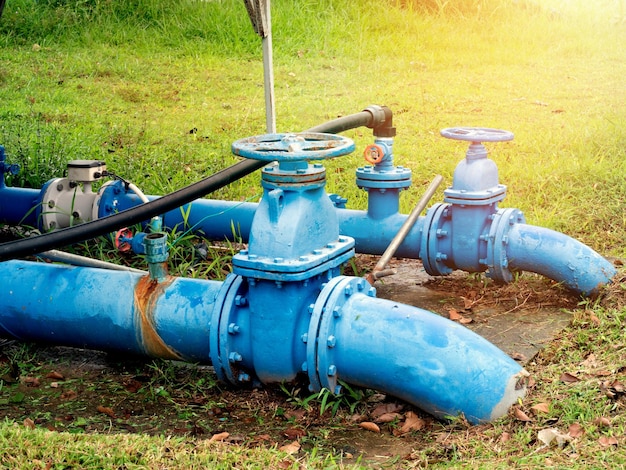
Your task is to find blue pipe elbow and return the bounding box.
[505,223,617,295]
[307,277,527,423]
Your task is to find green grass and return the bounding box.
[0,0,625,467]
[1,0,624,254]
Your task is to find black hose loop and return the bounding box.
[0,108,388,261]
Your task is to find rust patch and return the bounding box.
[134,275,183,360]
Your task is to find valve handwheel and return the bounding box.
[363,143,385,165]
[232,132,355,162]
[440,127,514,143]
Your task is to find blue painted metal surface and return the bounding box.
[505,223,616,295]
[231,132,355,164]
[0,125,616,294]
[0,260,219,362]
[0,147,40,227]
[356,137,411,220]
[231,133,356,282]
[143,232,169,282]
[307,276,527,423]
[3,115,616,424]
[418,127,617,290]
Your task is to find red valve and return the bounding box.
[115,227,134,252]
[363,144,385,165]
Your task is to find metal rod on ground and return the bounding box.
[39,250,148,274]
[366,174,444,285]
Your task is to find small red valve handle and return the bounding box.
[115,227,134,252]
[363,143,385,165]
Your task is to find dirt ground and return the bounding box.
[0,256,623,465]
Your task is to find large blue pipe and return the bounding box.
[506,223,616,295]
[0,260,218,362]
[0,260,527,423]
[317,277,527,422]
[0,183,615,293]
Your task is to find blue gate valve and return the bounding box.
[230,132,356,281]
[220,132,360,388]
[422,127,525,281]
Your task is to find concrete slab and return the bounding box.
[373,259,573,363]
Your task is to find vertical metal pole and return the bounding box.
[261,0,276,133]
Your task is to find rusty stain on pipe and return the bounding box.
[134,274,183,360]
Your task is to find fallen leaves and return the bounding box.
[513,407,532,422]
[598,436,619,447]
[96,405,116,418]
[358,421,380,433]
[356,404,431,436]
[394,411,426,436]
[45,371,65,380]
[530,402,550,414]
[209,431,230,442]
[447,308,472,324]
[559,372,580,384]
[600,380,626,399]
[278,440,301,454]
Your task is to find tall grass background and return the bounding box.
[0,0,624,256]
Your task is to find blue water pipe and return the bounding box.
[0,132,529,423]
[0,119,616,294]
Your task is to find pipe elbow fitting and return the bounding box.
[504,223,617,296]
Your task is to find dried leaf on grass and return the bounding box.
[45,371,64,380]
[359,421,380,433]
[568,423,584,438]
[594,416,611,427]
[209,432,229,442]
[375,412,402,423]
[370,402,403,419]
[560,372,580,383]
[530,402,550,414]
[598,436,619,447]
[537,428,572,448]
[448,309,462,321]
[513,407,532,422]
[600,380,626,399]
[283,428,306,440]
[23,376,41,387]
[23,418,35,430]
[511,352,527,362]
[395,411,425,435]
[96,405,116,418]
[279,440,301,454]
[448,309,472,324]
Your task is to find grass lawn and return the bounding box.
[0,0,624,468]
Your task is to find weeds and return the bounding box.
[280,380,370,417]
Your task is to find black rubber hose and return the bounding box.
[0,107,386,261]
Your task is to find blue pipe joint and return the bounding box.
[421,203,527,279]
[306,276,377,394]
[95,179,127,218]
[143,232,169,282]
[485,208,526,283]
[356,138,411,220]
[210,274,255,385]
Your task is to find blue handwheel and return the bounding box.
[232,132,355,162]
[440,127,514,143]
